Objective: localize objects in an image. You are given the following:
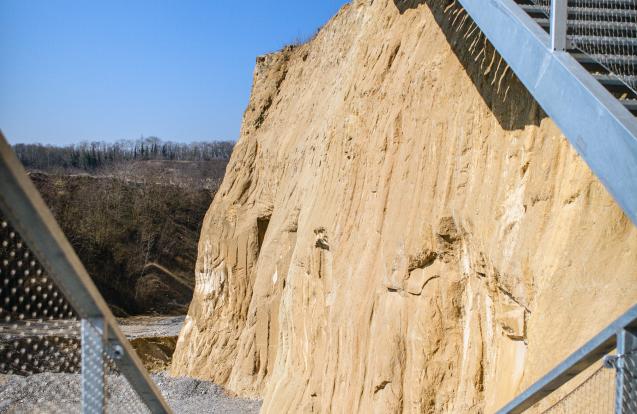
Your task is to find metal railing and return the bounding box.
[0,130,173,413]
[497,304,637,413]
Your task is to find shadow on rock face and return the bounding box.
[392,0,547,131]
[393,0,427,14]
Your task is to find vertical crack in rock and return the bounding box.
[257,216,271,255]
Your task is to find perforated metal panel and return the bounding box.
[0,132,172,413]
[0,214,83,412]
[0,213,164,413]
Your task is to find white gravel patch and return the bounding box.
[0,371,261,414]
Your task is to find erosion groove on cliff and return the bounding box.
[171,1,637,412]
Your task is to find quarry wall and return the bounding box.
[171,0,637,412]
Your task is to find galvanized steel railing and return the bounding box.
[497,304,637,413]
[0,130,173,413]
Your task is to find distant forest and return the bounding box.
[14,137,234,172]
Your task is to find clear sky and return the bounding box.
[0,1,347,145]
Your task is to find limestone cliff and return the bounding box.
[170,0,637,412]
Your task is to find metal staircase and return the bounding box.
[517,0,637,113]
[452,0,637,226]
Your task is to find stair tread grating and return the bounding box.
[620,99,637,111]
[573,52,637,65]
[594,73,637,84]
[521,4,637,19]
[534,17,637,31]
[570,35,637,49]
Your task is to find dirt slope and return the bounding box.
[30,172,213,315]
[171,0,637,412]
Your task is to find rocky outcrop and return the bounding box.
[171,0,637,412]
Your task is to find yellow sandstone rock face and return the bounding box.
[170,0,637,412]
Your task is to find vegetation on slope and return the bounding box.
[14,137,233,174]
[17,138,234,316]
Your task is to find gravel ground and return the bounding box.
[117,316,186,339]
[0,371,261,414]
[0,316,186,341]
[0,317,252,413]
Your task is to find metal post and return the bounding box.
[616,328,637,414]
[550,0,568,51]
[82,318,105,414]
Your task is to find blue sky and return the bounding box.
[0,1,347,145]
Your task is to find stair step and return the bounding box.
[573,52,637,66]
[535,17,637,33]
[522,4,637,19]
[620,99,637,111]
[570,0,637,7]
[593,73,637,88]
[570,35,637,50]
[519,4,549,15]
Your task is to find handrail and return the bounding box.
[497,304,637,413]
[0,130,173,414]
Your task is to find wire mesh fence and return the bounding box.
[532,349,637,414]
[538,363,615,413]
[0,212,165,413]
[498,335,637,414]
[0,217,81,376]
[618,349,637,414]
[569,0,637,94]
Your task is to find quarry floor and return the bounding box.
[0,372,262,413]
[118,315,186,339]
